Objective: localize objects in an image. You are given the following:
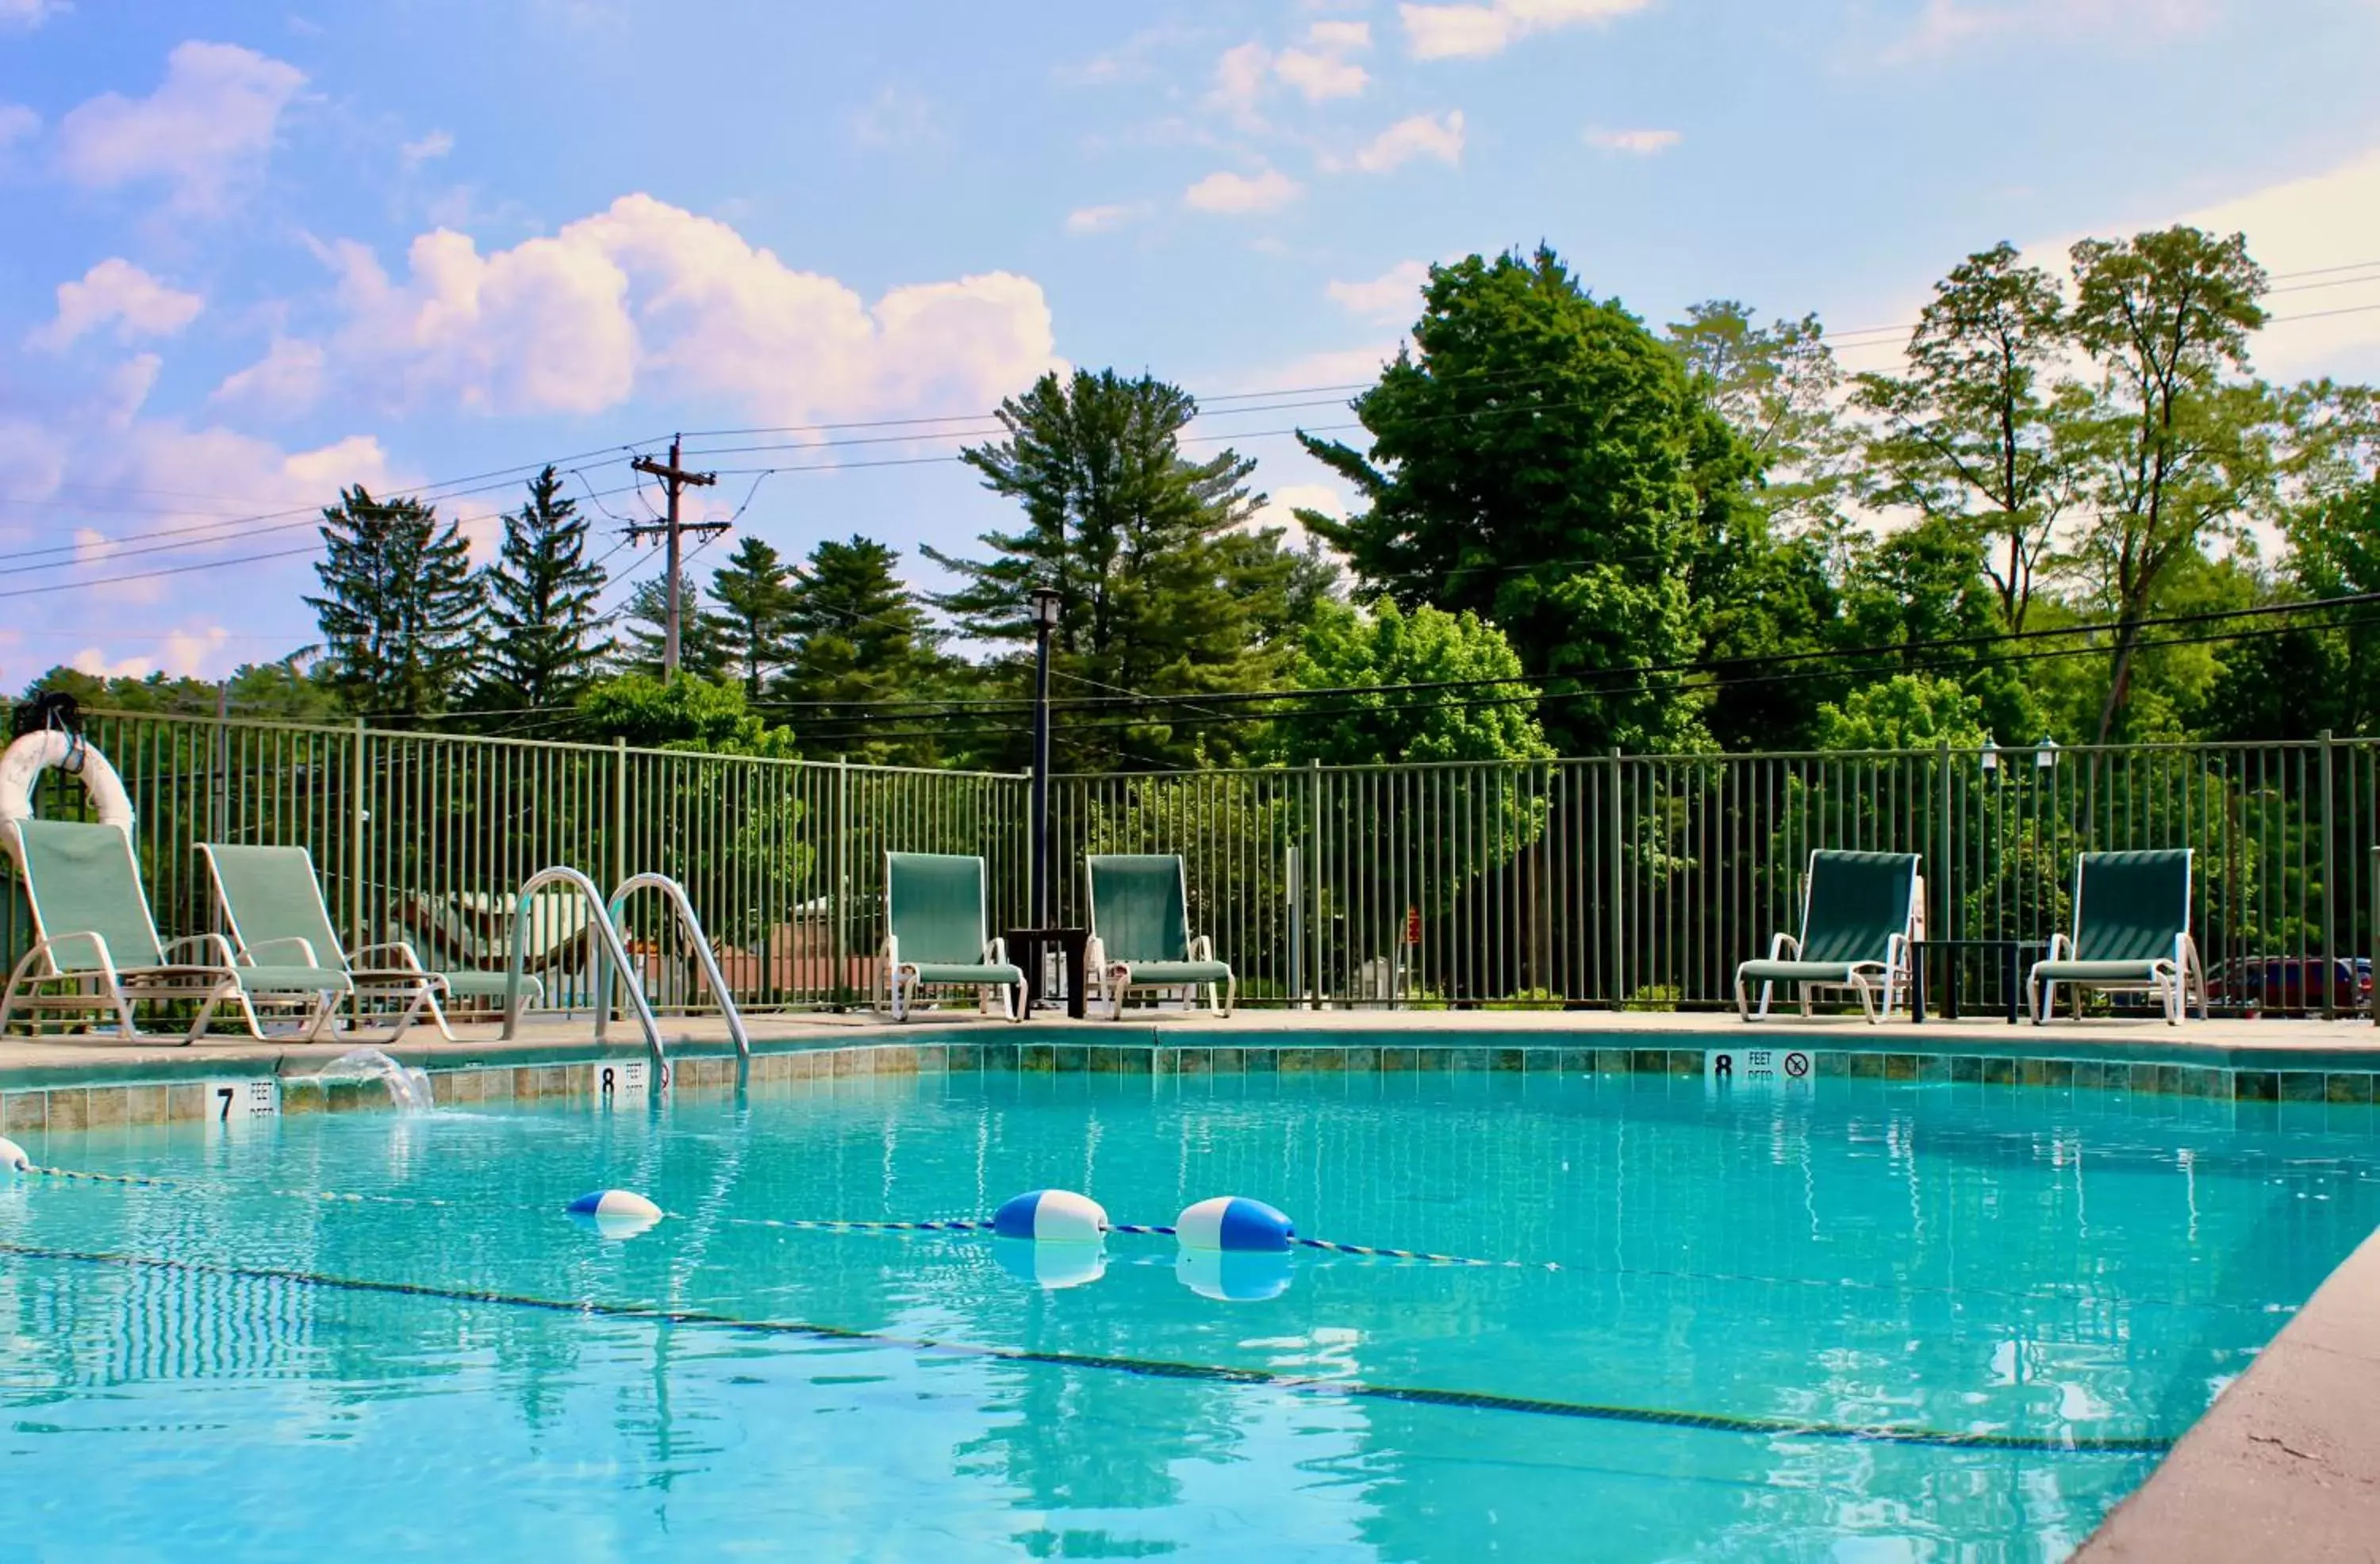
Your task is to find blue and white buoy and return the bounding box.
[1175,1195,1294,1253]
[568,1188,662,1238]
[0,1137,26,1175]
[992,1188,1109,1245]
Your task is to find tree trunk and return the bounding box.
[2094,619,2143,742]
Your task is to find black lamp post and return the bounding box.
[1028,586,1061,932]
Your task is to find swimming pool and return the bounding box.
[2,1055,2374,1560]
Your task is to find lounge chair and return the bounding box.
[2028,849,2205,1025]
[0,818,347,1042]
[198,843,543,1043]
[881,852,1024,1022]
[1085,853,1234,1020]
[1734,849,1922,1023]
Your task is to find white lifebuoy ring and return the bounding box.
[0,729,134,834]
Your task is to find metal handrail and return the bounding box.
[607,871,750,1058]
[501,864,666,1068]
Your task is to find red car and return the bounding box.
[2208,957,2373,1013]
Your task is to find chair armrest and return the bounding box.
[240,933,321,971]
[1766,933,1800,960]
[1189,934,1215,962]
[34,930,118,979]
[1084,934,1107,972]
[882,933,900,967]
[162,932,239,968]
[352,941,428,972]
[984,937,1008,965]
[2043,933,2073,962]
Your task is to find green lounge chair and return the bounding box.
[198,843,543,1043]
[1734,849,1922,1023]
[2028,849,2205,1025]
[1085,853,1234,1020]
[881,852,1023,1022]
[0,818,347,1043]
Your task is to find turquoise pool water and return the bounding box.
[2,1063,2376,1561]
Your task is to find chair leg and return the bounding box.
[1734,972,1750,1022]
[2030,977,2047,1025]
[1855,976,1878,1024]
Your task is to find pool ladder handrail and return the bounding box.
[606,871,750,1059]
[500,865,666,1068]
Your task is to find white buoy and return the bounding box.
[992,1188,1109,1244]
[1175,1196,1294,1253]
[568,1188,662,1238]
[992,1236,1107,1290]
[0,1137,28,1175]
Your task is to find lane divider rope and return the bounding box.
[0,1236,2175,1458]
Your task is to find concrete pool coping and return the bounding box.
[6,1004,2379,1554]
[2075,1223,2380,1562]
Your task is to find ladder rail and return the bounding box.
[606,872,751,1058]
[501,865,666,1071]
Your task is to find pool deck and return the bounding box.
[5,1003,2380,1084]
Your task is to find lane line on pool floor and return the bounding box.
[0,1237,2173,1458]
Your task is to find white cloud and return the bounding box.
[1251,480,1353,553]
[1065,201,1150,235]
[2178,144,2380,379]
[0,0,65,29]
[1241,341,1403,393]
[0,103,37,148]
[30,259,204,351]
[400,129,454,167]
[71,624,232,679]
[1275,47,1369,101]
[1345,110,1465,173]
[236,194,1059,425]
[1183,167,1302,215]
[1886,0,2216,60]
[1210,41,1272,125]
[1400,0,1653,59]
[1586,126,1679,154]
[849,86,937,150]
[56,40,306,215]
[210,335,326,410]
[1307,20,1372,49]
[1326,260,1432,320]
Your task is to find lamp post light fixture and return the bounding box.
[1028,587,1061,933]
[2034,736,2060,771]
[1979,737,2000,776]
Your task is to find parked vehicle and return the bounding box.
[2207,956,2373,1013]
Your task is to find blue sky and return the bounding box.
[4,0,2379,686]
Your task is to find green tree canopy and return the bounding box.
[777,535,946,764]
[1300,247,1753,755]
[1813,673,1993,752]
[573,673,798,757]
[931,367,1307,770]
[614,571,727,682]
[473,466,608,714]
[706,536,800,697]
[1282,597,1551,766]
[305,486,482,717]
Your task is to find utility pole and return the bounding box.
[625,435,721,677]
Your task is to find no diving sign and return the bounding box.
[1705,1048,1816,1092]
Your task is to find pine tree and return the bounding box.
[777,535,942,762]
[613,571,727,680]
[305,485,482,717]
[472,466,607,711]
[704,536,799,697]
[927,368,1305,769]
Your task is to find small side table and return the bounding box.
[1004,927,1089,1020]
[1910,939,2048,1025]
